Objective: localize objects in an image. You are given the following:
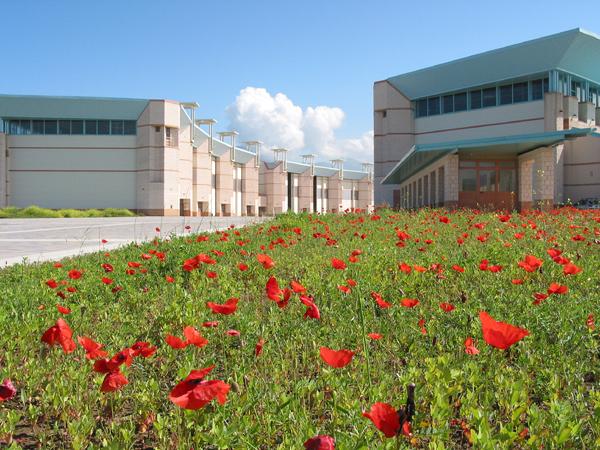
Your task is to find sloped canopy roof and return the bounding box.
[387,28,600,99]
[382,128,595,185]
[0,94,149,120]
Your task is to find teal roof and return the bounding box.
[0,94,149,120]
[382,128,595,185]
[387,28,600,99]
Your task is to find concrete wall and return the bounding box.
[0,134,6,207]
[563,136,600,202]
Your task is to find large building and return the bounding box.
[0,94,373,215]
[375,28,600,210]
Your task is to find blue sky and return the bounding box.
[1,0,598,161]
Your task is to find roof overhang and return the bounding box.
[381,128,595,185]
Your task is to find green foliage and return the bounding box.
[0,205,136,218]
[0,208,598,448]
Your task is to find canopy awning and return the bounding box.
[381,128,595,185]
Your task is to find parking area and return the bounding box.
[0,216,268,268]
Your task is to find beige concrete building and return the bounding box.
[259,149,374,214]
[375,28,600,210]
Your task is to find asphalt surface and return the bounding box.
[0,216,268,268]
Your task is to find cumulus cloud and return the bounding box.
[226,87,372,164]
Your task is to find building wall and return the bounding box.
[0,133,7,208]
[564,135,600,202]
[297,170,313,212]
[242,162,260,216]
[259,162,287,215]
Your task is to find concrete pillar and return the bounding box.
[443,154,459,207]
[297,170,313,212]
[518,157,533,210]
[0,133,6,207]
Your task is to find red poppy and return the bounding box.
[399,263,412,274]
[439,216,450,224]
[532,292,549,305]
[413,265,427,273]
[46,279,58,289]
[183,326,209,348]
[300,295,320,319]
[207,298,239,315]
[439,302,455,312]
[337,285,351,294]
[347,278,357,287]
[547,283,568,295]
[206,271,218,279]
[202,321,219,328]
[512,279,524,285]
[563,263,582,275]
[518,255,543,272]
[290,280,307,294]
[226,329,240,336]
[319,347,355,368]
[418,318,427,335]
[53,262,63,268]
[166,334,188,349]
[68,269,83,280]
[401,298,419,308]
[256,253,275,269]
[587,314,595,331]
[266,276,283,301]
[0,379,16,402]
[479,311,529,350]
[77,336,108,360]
[451,265,464,273]
[101,277,113,285]
[255,337,265,356]
[371,291,391,308]
[464,337,480,355]
[331,258,347,270]
[56,304,71,315]
[304,435,335,450]
[238,263,249,271]
[362,402,400,437]
[41,318,77,353]
[368,333,383,340]
[169,367,230,410]
[277,288,292,309]
[130,341,156,358]
[101,369,129,393]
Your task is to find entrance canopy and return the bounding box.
[381,128,594,185]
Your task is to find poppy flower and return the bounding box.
[206,271,218,279]
[169,367,230,410]
[518,255,543,272]
[319,347,355,368]
[547,283,568,295]
[337,285,351,294]
[202,321,219,328]
[68,269,83,280]
[464,337,480,355]
[371,291,391,308]
[277,288,292,309]
[0,379,16,402]
[587,314,595,331]
[479,311,529,350]
[439,302,455,312]
[165,275,175,283]
[331,258,347,270]
[207,298,239,315]
[41,318,77,353]
[362,402,400,437]
[401,298,419,308]
[183,326,209,348]
[399,263,412,274]
[290,280,307,294]
[452,265,464,273]
[101,369,129,393]
[130,341,156,358]
[512,279,524,285]
[238,263,249,271]
[532,292,549,305]
[101,277,113,285]
[56,304,71,315]
[563,263,582,275]
[347,279,357,287]
[165,335,188,349]
[413,265,427,273]
[226,329,240,336]
[266,276,283,301]
[256,253,275,269]
[304,435,335,450]
[255,337,265,356]
[418,318,427,335]
[46,279,58,289]
[300,295,320,320]
[77,336,108,360]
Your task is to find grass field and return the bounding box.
[0,208,599,449]
[0,205,136,218]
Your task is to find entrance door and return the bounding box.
[459,160,517,210]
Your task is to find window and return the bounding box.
[499,84,513,105]
[165,127,178,147]
[442,95,454,113]
[32,120,44,134]
[110,120,124,135]
[416,99,428,117]
[85,120,97,135]
[381,110,387,118]
[571,81,582,100]
[454,92,467,111]
[513,82,528,103]
[71,120,83,135]
[59,120,71,135]
[97,120,110,135]
[20,120,31,135]
[470,90,482,109]
[427,97,440,116]
[499,169,516,192]
[482,87,497,107]
[479,169,496,192]
[460,169,477,191]
[531,79,544,100]
[124,120,136,135]
[44,120,57,135]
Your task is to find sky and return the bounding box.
[1,0,599,165]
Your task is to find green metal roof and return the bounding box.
[387,28,600,99]
[0,94,149,120]
[382,128,595,185]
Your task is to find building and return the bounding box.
[259,150,374,215]
[0,94,373,216]
[375,28,600,210]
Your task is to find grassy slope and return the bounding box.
[0,209,599,449]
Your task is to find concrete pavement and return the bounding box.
[0,216,268,268]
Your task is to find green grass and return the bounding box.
[0,208,599,449]
[0,205,136,219]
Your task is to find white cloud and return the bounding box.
[226,87,372,164]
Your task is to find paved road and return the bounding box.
[0,216,268,268]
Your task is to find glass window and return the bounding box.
[499,169,516,192]
[454,92,467,111]
[513,82,528,103]
[498,160,515,167]
[71,120,83,135]
[97,120,110,135]
[470,90,482,109]
[543,77,549,93]
[44,120,57,135]
[478,161,495,167]
[479,170,496,192]
[416,99,428,117]
[110,120,124,135]
[20,120,31,135]
[531,79,544,100]
[571,81,582,100]
[460,161,477,167]
[442,95,454,113]
[9,120,19,134]
[32,120,44,134]
[427,97,440,116]
[459,169,477,191]
[85,120,97,135]
[499,84,512,105]
[124,120,136,135]
[482,87,497,107]
[59,120,71,135]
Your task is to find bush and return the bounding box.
[0,205,136,218]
